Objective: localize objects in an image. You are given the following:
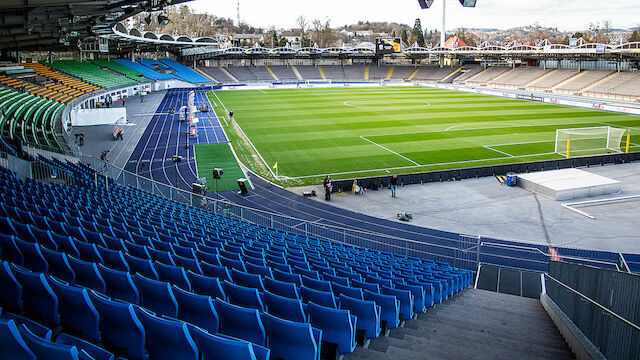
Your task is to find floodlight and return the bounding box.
[458,0,477,7]
[144,15,152,25]
[213,168,223,179]
[157,14,170,25]
[417,0,435,9]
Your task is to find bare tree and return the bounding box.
[297,15,308,46]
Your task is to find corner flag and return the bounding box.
[273,162,278,178]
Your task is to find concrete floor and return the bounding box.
[70,91,164,171]
[294,162,640,254]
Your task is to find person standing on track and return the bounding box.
[323,175,332,201]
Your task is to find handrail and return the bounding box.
[545,274,640,331]
[84,154,466,252]
[477,241,620,270]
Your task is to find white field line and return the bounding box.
[286,151,559,180]
[258,89,267,94]
[359,136,420,166]
[212,91,277,179]
[483,145,514,157]
[211,91,229,127]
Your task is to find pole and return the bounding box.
[566,139,571,159]
[626,133,630,153]
[441,0,446,47]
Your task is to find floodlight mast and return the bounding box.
[417,0,477,47]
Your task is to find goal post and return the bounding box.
[555,126,629,158]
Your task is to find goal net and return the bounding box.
[555,126,628,157]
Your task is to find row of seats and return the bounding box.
[0,87,66,151]
[21,63,100,93]
[90,60,147,84]
[157,58,209,84]
[0,161,471,359]
[47,61,139,89]
[0,74,80,104]
[112,59,176,81]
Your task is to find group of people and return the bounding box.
[323,174,399,201]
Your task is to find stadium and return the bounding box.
[0,0,638,359]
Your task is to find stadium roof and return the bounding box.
[0,0,191,51]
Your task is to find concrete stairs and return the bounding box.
[266,66,279,81]
[344,289,574,360]
[525,69,558,88]
[291,65,303,81]
[219,67,239,82]
[551,71,585,91]
[195,68,217,82]
[579,71,618,94]
[440,66,463,83]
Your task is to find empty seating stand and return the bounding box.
[0,159,473,359]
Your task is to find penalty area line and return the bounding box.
[359,136,420,166]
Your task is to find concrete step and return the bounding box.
[344,288,574,360]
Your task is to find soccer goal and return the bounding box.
[555,126,629,158]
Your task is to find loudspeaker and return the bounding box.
[213,168,223,179]
[459,0,477,6]
[418,0,435,8]
[237,178,248,194]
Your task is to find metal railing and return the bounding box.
[79,153,476,268]
[546,274,639,332]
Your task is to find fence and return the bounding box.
[73,154,623,274]
[546,261,640,360]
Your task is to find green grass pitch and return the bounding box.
[194,143,251,192]
[206,86,640,184]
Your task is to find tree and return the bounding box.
[409,18,425,47]
[453,28,478,46]
[400,29,408,44]
[296,15,308,47]
[587,20,612,43]
[391,29,396,37]
[626,29,640,43]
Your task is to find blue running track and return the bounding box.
[124,89,226,190]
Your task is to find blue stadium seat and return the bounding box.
[55,330,115,360]
[272,268,302,286]
[88,290,146,360]
[154,261,191,291]
[195,250,220,266]
[231,269,265,291]
[1,313,52,340]
[10,264,59,326]
[307,302,357,354]
[13,222,38,243]
[18,324,81,360]
[186,271,225,300]
[48,276,100,342]
[222,281,265,311]
[14,238,48,273]
[351,279,380,293]
[135,307,198,360]
[67,256,106,293]
[214,298,266,346]
[244,262,272,278]
[50,233,80,258]
[187,325,259,360]
[0,319,35,360]
[97,264,140,304]
[133,274,178,317]
[300,285,337,308]
[147,248,173,265]
[123,241,151,259]
[363,289,400,330]
[339,294,381,339]
[395,283,427,313]
[263,276,300,299]
[171,254,202,274]
[331,282,363,300]
[124,253,159,280]
[260,312,322,360]
[29,227,58,251]
[95,246,128,271]
[0,263,22,312]
[302,275,332,292]
[40,247,75,283]
[322,273,350,286]
[219,255,246,272]
[381,286,414,321]
[172,285,219,334]
[200,261,231,282]
[263,290,306,323]
[0,234,23,265]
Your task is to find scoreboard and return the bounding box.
[376,38,402,55]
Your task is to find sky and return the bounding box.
[186,0,639,32]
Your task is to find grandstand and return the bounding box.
[553,70,614,94]
[526,69,580,91]
[486,67,551,88]
[464,66,512,85]
[90,59,147,84]
[112,59,177,81]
